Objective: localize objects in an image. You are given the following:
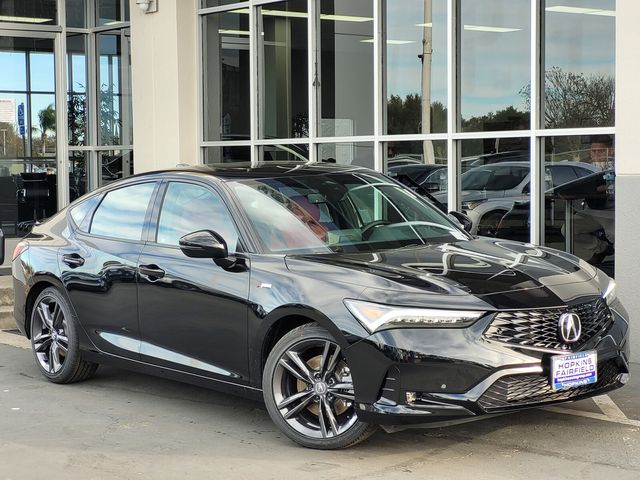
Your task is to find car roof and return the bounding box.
[127,161,372,182]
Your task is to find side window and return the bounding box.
[550,166,577,187]
[156,182,239,252]
[70,194,101,231]
[90,183,156,241]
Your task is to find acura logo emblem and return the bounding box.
[558,313,582,343]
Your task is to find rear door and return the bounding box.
[136,180,251,383]
[61,181,159,359]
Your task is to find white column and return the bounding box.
[129,0,199,172]
[615,0,640,362]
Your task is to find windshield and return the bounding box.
[230,172,468,254]
[461,165,529,191]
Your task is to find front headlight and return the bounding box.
[344,299,485,333]
[603,279,617,305]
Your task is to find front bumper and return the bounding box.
[348,301,630,427]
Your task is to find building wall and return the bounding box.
[616,0,639,362]
[129,1,199,172]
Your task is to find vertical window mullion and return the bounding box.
[308,0,318,162]
[249,3,258,165]
[447,0,460,211]
[530,0,543,245]
[374,0,382,171]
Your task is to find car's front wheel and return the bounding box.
[263,324,376,449]
[30,287,98,384]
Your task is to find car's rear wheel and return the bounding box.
[30,287,98,384]
[263,324,376,449]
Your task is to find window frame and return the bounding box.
[83,180,160,243]
[146,177,251,253]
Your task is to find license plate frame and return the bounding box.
[550,350,598,391]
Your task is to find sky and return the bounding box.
[0,0,616,128]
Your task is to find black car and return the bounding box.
[10,162,630,449]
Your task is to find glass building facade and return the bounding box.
[0,1,616,277]
[0,0,132,239]
[198,0,616,275]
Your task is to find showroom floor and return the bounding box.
[0,333,637,480]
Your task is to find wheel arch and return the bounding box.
[255,305,350,382]
[24,275,76,339]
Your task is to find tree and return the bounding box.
[38,104,56,155]
[520,67,614,129]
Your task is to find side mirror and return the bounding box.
[179,230,228,259]
[448,211,473,233]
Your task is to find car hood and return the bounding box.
[285,238,601,309]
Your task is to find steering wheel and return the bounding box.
[361,220,392,240]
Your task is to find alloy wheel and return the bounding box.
[272,338,358,439]
[32,296,69,374]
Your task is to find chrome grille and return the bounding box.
[483,298,612,351]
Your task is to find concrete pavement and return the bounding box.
[0,338,638,480]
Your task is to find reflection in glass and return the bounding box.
[90,182,155,240]
[319,142,374,169]
[260,144,309,162]
[30,94,56,157]
[97,0,126,26]
[66,0,87,28]
[0,1,57,25]
[202,0,239,8]
[385,141,448,197]
[157,182,239,249]
[319,0,374,137]
[99,149,133,186]
[67,34,88,146]
[69,150,88,201]
[541,135,615,275]
[203,145,251,164]
[98,31,132,146]
[204,12,251,141]
[385,0,447,136]
[430,138,531,237]
[460,0,530,132]
[29,52,55,92]
[544,1,615,128]
[258,0,308,139]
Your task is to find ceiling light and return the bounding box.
[320,14,373,23]
[545,6,615,17]
[415,22,433,28]
[464,24,521,33]
[231,8,372,23]
[0,15,52,23]
[219,29,250,36]
[360,39,416,45]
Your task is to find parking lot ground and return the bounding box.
[0,337,638,480]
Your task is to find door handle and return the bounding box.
[62,253,85,268]
[139,264,165,279]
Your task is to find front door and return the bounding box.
[136,181,251,383]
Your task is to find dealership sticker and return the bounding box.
[551,350,598,391]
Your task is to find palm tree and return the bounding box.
[38,104,56,155]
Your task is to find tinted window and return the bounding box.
[461,165,529,191]
[550,165,577,187]
[70,194,101,231]
[157,183,239,252]
[90,183,156,240]
[231,172,467,254]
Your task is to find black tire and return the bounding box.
[263,323,377,449]
[30,287,98,384]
